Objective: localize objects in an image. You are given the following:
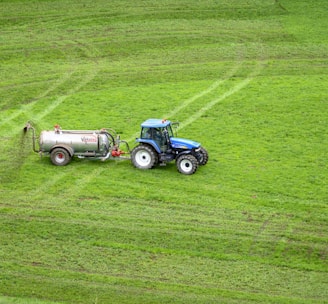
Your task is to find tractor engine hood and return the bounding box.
[170,137,201,150]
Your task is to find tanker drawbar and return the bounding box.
[24,122,130,166]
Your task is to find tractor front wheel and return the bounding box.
[176,154,198,175]
[197,147,209,165]
[50,148,71,166]
[131,144,158,169]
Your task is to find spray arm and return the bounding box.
[24,122,39,153]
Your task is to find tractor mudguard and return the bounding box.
[135,138,161,153]
[176,150,193,158]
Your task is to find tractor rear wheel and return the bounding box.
[50,148,71,166]
[131,144,158,169]
[176,154,198,175]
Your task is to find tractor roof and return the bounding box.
[141,119,171,128]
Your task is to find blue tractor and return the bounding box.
[131,119,208,174]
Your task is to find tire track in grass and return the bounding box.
[162,43,267,130]
[33,68,98,123]
[0,67,77,129]
[3,41,102,187]
[0,39,79,126]
[33,40,101,124]
[178,60,267,130]
[24,171,71,200]
[1,41,100,135]
[60,166,107,199]
[23,166,106,201]
[27,41,103,196]
[163,62,242,120]
[125,61,245,143]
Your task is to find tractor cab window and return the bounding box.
[166,125,174,138]
[141,127,165,141]
[141,127,152,139]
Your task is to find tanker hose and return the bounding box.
[23,121,38,153]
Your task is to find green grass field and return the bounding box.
[0,0,327,303]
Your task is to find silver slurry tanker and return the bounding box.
[24,122,130,166]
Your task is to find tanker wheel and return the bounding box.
[50,148,71,166]
[131,144,158,169]
[197,147,209,165]
[176,154,198,175]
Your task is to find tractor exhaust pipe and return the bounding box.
[24,121,39,153]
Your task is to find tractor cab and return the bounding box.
[139,119,174,152]
[138,118,201,153]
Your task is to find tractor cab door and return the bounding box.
[141,127,169,152]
